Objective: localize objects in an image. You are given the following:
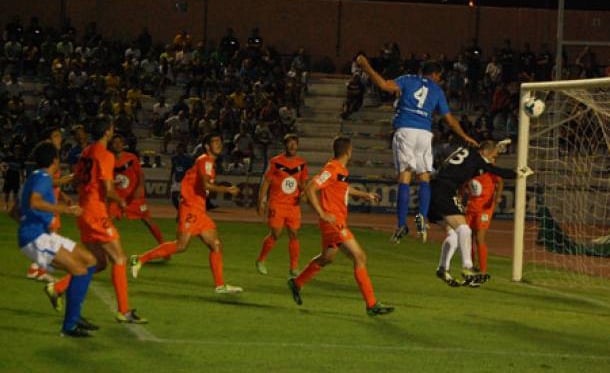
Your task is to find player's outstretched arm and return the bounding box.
[29,192,82,216]
[444,113,478,147]
[355,55,400,94]
[348,186,379,203]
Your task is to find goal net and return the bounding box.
[513,77,610,289]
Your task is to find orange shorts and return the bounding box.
[78,211,120,243]
[466,209,494,230]
[109,199,152,220]
[319,220,354,249]
[177,205,216,235]
[267,204,301,230]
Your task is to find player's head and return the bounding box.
[283,133,299,156]
[91,116,114,141]
[110,133,125,154]
[479,140,500,162]
[71,124,88,144]
[421,60,443,82]
[202,132,223,156]
[43,126,62,150]
[333,136,352,159]
[176,142,187,155]
[32,141,59,169]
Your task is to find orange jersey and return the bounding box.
[312,159,349,225]
[113,151,142,200]
[466,172,501,213]
[180,153,215,209]
[74,142,115,212]
[264,154,308,206]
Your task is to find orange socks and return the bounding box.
[478,243,488,273]
[209,251,224,287]
[288,238,300,271]
[257,235,276,262]
[139,241,177,264]
[354,266,376,308]
[295,261,321,288]
[54,274,72,295]
[112,264,129,314]
[148,222,164,244]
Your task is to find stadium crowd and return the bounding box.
[0,17,309,198]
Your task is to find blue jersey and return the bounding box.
[392,75,450,132]
[66,144,83,168]
[17,169,55,247]
[171,154,193,183]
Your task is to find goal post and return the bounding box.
[513,77,610,283]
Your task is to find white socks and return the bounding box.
[439,229,458,271]
[455,224,473,269]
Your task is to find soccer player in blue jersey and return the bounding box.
[357,55,478,243]
[17,141,97,337]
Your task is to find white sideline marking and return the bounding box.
[90,283,161,342]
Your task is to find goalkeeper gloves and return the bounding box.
[518,166,534,178]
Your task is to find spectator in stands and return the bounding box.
[230,125,255,173]
[220,27,240,64]
[163,110,189,154]
[278,102,297,135]
[66,124,89,172]
[341,73,365,120]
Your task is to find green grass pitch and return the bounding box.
[1,213,609,372]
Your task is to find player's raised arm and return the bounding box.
[356,55,400,94]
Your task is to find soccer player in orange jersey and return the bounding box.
[464,152,505,281]
[107,133,164,244]
[73,116,147,323]
[255,133,308,276]
[129,132,243,294]
[287,136,394,316]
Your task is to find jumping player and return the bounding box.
[17,142,97,337]
[255,133,308,276]
[431,140,531,287]
[287,136,394,316]
[129,132,243,294]
[356,55,477,243]
[108,133,164,244]
[73,116,147,323]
